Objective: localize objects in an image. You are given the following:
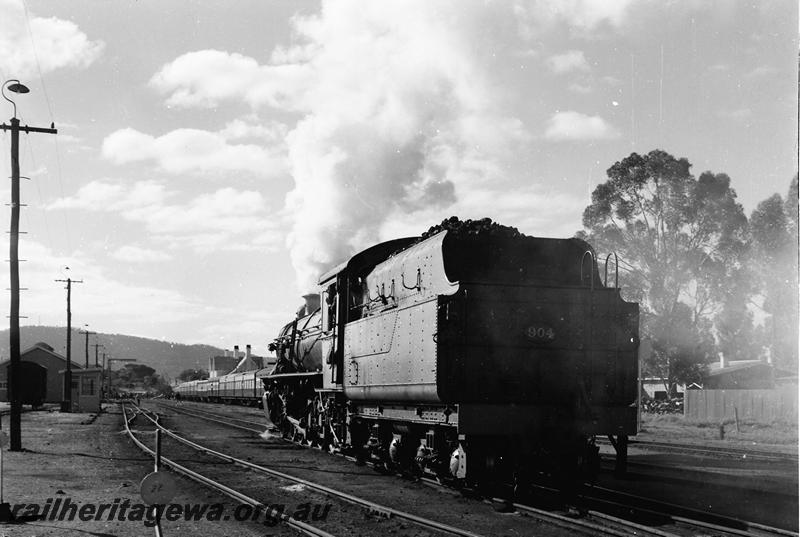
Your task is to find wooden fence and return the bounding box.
[684,387,798,422]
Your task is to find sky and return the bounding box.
[0,0,796,360]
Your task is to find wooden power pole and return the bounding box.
[80,329,95,368]
[1,80,56,450]
[55,276,82,412]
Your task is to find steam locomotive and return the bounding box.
[262,218,639,486]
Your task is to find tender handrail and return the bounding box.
[580,250,595,290]
[604,252,619,289]
[401,268,421,291]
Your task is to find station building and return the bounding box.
[0,342,83,404]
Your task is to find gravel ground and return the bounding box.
[0,405,298,536]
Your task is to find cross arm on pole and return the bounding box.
[0,123,57,134]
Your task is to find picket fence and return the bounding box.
[684,386,798,422]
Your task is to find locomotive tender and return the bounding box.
[261,218,640,484]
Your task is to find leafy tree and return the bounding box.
[177,368,209,382]
[749,176,799,373]
[108,363,173,396]
[580,150,749,392]
[117,363,156,383]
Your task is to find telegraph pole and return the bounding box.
[1,80,56,450]
[93,342,103,367]
[55,276,82,412]
[79,327,95,368]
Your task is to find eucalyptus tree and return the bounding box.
[580,150,749,394]
[748,175,798,373]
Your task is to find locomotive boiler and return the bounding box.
[262,218,639,487]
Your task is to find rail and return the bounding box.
[167,400,797,537]
[139,402,488,537]
[122,404,335,537]
[156,401,692,537]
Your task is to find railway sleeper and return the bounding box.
[263,388,615,509]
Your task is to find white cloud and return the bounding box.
[0,239,203,334]
[545,110,620,141]
[111,245,172,263]
[48,180,170,211]
[547,50,590,74]
[516,0,636,33]
[102,122,287,176]
[149,50,284,109]
[0,0,104,78]
[48,181,284,253]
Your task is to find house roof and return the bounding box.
[0,344,83,370]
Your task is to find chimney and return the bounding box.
[719,352,727,369]
[234,345,240,359]
[246,344,251,360]
[224,349,230,358]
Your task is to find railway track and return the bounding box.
[129,402,538,537]
[128,404,492,536]
[577,484,797,537]
[152,400,797,537]
[146,400,692,537]
[123,404,338,537]
[615,438,798,462]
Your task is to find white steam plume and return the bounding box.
[281,2,534,290]
[152,0,636,292]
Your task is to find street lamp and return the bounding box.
[2,80,29,119]
[1,80,55,451]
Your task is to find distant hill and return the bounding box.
[0,326,224,380]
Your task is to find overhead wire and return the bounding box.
[19,0,73,253]
[20,0,55,120]
[23,133,54,250]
